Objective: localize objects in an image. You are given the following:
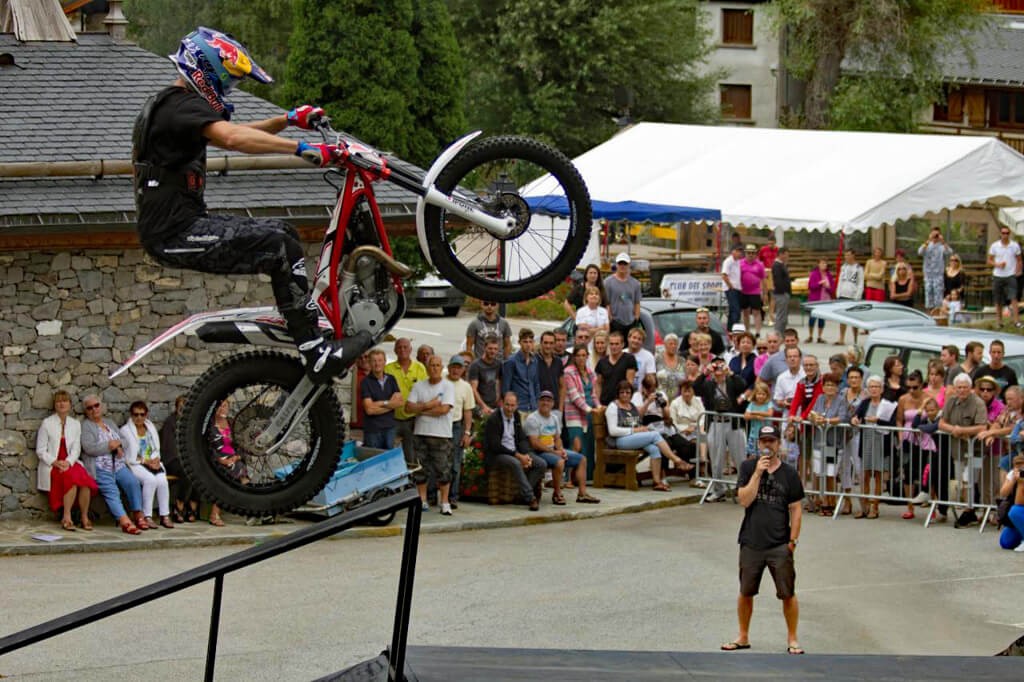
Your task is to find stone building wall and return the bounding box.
[0,246,352,518]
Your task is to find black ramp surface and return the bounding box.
[399,646,1018,681]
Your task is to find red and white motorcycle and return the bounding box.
[111,122,591,515]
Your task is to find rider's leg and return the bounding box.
[145,215,372,380]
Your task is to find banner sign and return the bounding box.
[659,273,724,308]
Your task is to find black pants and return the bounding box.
[145,215,310,316]
[665,433,696,464]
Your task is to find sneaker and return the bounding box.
[705,492,723,503]
[910,491,931,506]
[440,503,452,516]
[449,500,458,510]
[1014,543,1024,552]
[421,502,430,512]
[954,509,978,529]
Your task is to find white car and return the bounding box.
[404,273,465,317]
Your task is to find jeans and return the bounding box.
[450,422,465,502]
[726,289,742,329]
[999,504,1024,549]
[95,466,142,520]
[363,428,395,450]
[614,431,666,459]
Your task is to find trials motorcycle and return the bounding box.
[111,122,592,515]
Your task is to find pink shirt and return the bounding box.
[739,258,765,295]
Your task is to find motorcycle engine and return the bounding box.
[341,251,405,341]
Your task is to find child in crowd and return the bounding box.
[743,381,775,457]
[913,398,944,521]
[941,289,963,323]
[781,422,800,467]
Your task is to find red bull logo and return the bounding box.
[208,35,252,77]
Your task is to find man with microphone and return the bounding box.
[721,425,805,655]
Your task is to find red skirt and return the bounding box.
[864,287,886,302]
[48,438,99,511]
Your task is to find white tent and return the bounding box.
[560,122,1024,233]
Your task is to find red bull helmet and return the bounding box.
[169,27,273,120]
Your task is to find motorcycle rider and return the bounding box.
[132,27,371,382]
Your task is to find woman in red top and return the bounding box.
[35,390,98,531]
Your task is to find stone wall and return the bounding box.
[0,246,351,518]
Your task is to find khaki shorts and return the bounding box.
[739,543,796,599]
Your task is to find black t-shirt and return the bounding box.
[772,261,792,295]
[736,458,804,550]
[596,353,638,405]
[134,86,224,247]
[468,357,502,408]
[972,363,1019,397]
[537,355,564,399]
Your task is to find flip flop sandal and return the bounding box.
[652,482,671,492]
[552,494,567,506]
[721,641,751,651]
[120,522,140,535]
[60,520,76,532]
[576,493,601,504]
[787,645,805,655]
[80,520,94,531]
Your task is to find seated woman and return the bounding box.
[998,454,1024,551]
[79,395,146,534]
[632,375,695,475]
[120,400,174,529]
[605,380,680,491]
[36,390,98,531]
[208,399,248,526]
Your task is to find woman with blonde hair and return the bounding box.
[36,390,98,531]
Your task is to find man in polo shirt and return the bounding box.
[405,355,455,514]
[604,252,642,337]
[740,244,767,337]
[721,244,743,329]
[360,349,403,450]
[385,337,427,470]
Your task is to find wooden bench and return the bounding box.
[592,409,643,490]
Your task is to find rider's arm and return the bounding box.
[202,120,299,155]
[239,114,288,134]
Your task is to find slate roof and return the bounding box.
[0,33,418,231]
[937,15,1024,87]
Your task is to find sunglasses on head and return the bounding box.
[696,307,709,313]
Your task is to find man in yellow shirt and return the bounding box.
[385,337,427,470]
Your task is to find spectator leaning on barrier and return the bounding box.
[851,376,897,519]
[695,357,749,502]
[722,424,804,656]
[939,373,989,528]
[758,328,800,386]
[997,454,1024,551]
[772,347,806,413]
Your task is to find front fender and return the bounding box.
[414,130,482,267]
[109,307,319,379]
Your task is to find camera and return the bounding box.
[654,392,668,408]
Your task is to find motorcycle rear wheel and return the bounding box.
[177,350,343,516]
[424,136,592,302]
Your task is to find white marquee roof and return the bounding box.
[563,122,1024,233]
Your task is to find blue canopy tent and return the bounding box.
[526,196,721,223]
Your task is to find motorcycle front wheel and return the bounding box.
[177,350,343,516]
[424,136,592,303]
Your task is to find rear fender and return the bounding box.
[109,307,322,379]
[414,130,482,267]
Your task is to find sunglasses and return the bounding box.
[756,346,767,351]
[978,386,995,393]
[84,403,100,410]
[131,411,147,417]
[482,301,497,306]
[906,384,921,390]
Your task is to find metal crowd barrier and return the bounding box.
[693,410,1006,533]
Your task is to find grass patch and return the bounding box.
[959,317,1024,336]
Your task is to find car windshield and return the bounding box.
[652,311,717,339]
[1004,356,1024,381]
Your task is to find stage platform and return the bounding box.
[321,646,1018,682]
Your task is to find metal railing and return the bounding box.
[0,488,423,682]
[694,410,1008,532]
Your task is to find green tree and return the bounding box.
[448,0,719,157]
[124,0,292,105]
[772,0,990,131]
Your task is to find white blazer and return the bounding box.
[119,419,162,467]
[35,414,82,492]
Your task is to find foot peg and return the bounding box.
[299,330,375,383]
[344,245,414,279]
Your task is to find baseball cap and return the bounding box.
[448,355,466,367]
[615,252,631,264]
[758,425,779,440]
[731,323,746,333]
[539,390,555,400]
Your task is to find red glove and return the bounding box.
[287,105,326,130]
[295,141,343,167]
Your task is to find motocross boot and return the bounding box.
[284,306,373,384]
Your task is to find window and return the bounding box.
[987,90,1024,128]
[722,9,753,45]
[932,86,963,123]
[720,84,752,120]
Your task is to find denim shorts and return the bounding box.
[537,450,583,470]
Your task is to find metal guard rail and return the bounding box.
[0,487,423,682]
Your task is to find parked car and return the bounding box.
[800,300,936,332]
[404,273,465,317]
[862,327,1024,380]
[559,298,727,353]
